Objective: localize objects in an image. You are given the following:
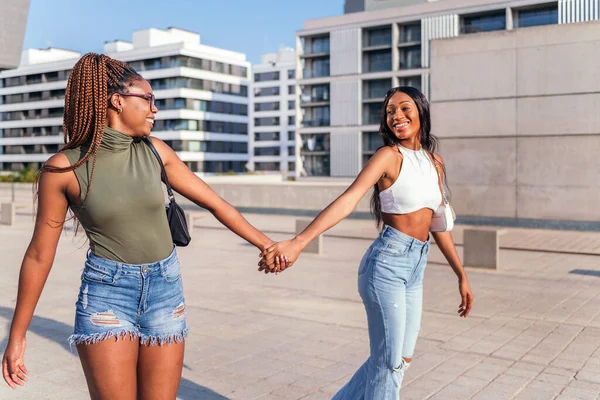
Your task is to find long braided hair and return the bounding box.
[370,86,448,229]
[41,53,143,194]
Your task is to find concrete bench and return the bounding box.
[295,219,322,255]
[463,228,506,270]
[0,202,16,225]
[0,202,29,225]
[185,211,209,234]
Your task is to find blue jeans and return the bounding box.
[69,247,188,346]
[334,225,430,400]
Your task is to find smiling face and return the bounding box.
[110,78,158,137]
[385,91,421,143]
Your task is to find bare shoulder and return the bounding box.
[148,136,177,163]
[44,152,71,169]
[373,145,400,161]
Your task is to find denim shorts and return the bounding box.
[69,247,188,346]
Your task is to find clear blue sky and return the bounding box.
[23,0,344,64]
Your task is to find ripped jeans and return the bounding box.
[69,247,188,346]
[333,225,429,400]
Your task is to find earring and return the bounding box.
[117,108,122,114]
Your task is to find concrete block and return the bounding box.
[0,203,15,226]
[464,228,505,270]
[296,219,322,255]
[184,211,208,235]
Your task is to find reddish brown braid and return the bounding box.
[39,53,142,198]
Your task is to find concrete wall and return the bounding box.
[0,181,372,217]
[0,0,30,70]
[430,21,600,225]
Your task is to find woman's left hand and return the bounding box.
[458,278,474,318]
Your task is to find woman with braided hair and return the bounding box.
[1,53,285,399]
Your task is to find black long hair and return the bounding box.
[370,86,448,229]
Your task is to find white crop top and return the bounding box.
[379,145,443,214]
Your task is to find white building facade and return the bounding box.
[0,27,251,174]
[248,48,297,177]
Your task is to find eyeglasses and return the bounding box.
[117,92,156,111]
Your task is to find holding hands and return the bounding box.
[258,237,304,274]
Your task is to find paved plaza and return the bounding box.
[1,211,600,400]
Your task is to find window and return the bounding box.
[255,132,280,141]
[516,4,558,28]
[306,36,330,54]
[301,133,330,153]
[288,131,296,141]
[26,74,42,85]
[302,154,330,176]
[288,100,295,110]
[462,11,506,34]
[363,131,381,153]
[254,147,280,156]
[254,71,280,82]
[254,117,280,126]
[305,58,330,78]
[399,76,422,91]
[288,116,296,125]
[288,69,296,79]
[399,46,421,69]
[363,103,382,125]
[363,26,392,47]
[303,107,329,127]
[288,85,296,95]
[399,23,421,43]
[363,79,392,100]
[254,86,280,97]
[302,84,330,103]
[363,50,392,73]
[255,162,280,171]
[254,102,280,112]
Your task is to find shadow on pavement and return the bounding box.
[0,306,230,399]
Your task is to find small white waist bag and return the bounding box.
[430,157,456,232]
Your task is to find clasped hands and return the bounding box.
[258,237,303,274]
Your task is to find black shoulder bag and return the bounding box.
[142,138,191,247]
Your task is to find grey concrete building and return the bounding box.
[430,20,600,227]
[0,0,30,70]
[296,0,592,178]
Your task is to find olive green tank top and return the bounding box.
[62,126,173,264]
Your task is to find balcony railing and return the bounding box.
[302,118,330,127]
[303,67,330,79]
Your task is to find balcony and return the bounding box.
[302,118,330,127]
[303,66,330,79]
[302,39,330,58]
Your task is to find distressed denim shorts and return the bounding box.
[69,247,188,346]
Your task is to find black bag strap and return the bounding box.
[142,137,175,202]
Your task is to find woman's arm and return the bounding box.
[149,138,273,251]
[431,153,473,318]
[259,146,398,271]
[3,154,70,388]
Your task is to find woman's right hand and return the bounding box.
[2,336,28,388]
[259,238,303,274]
